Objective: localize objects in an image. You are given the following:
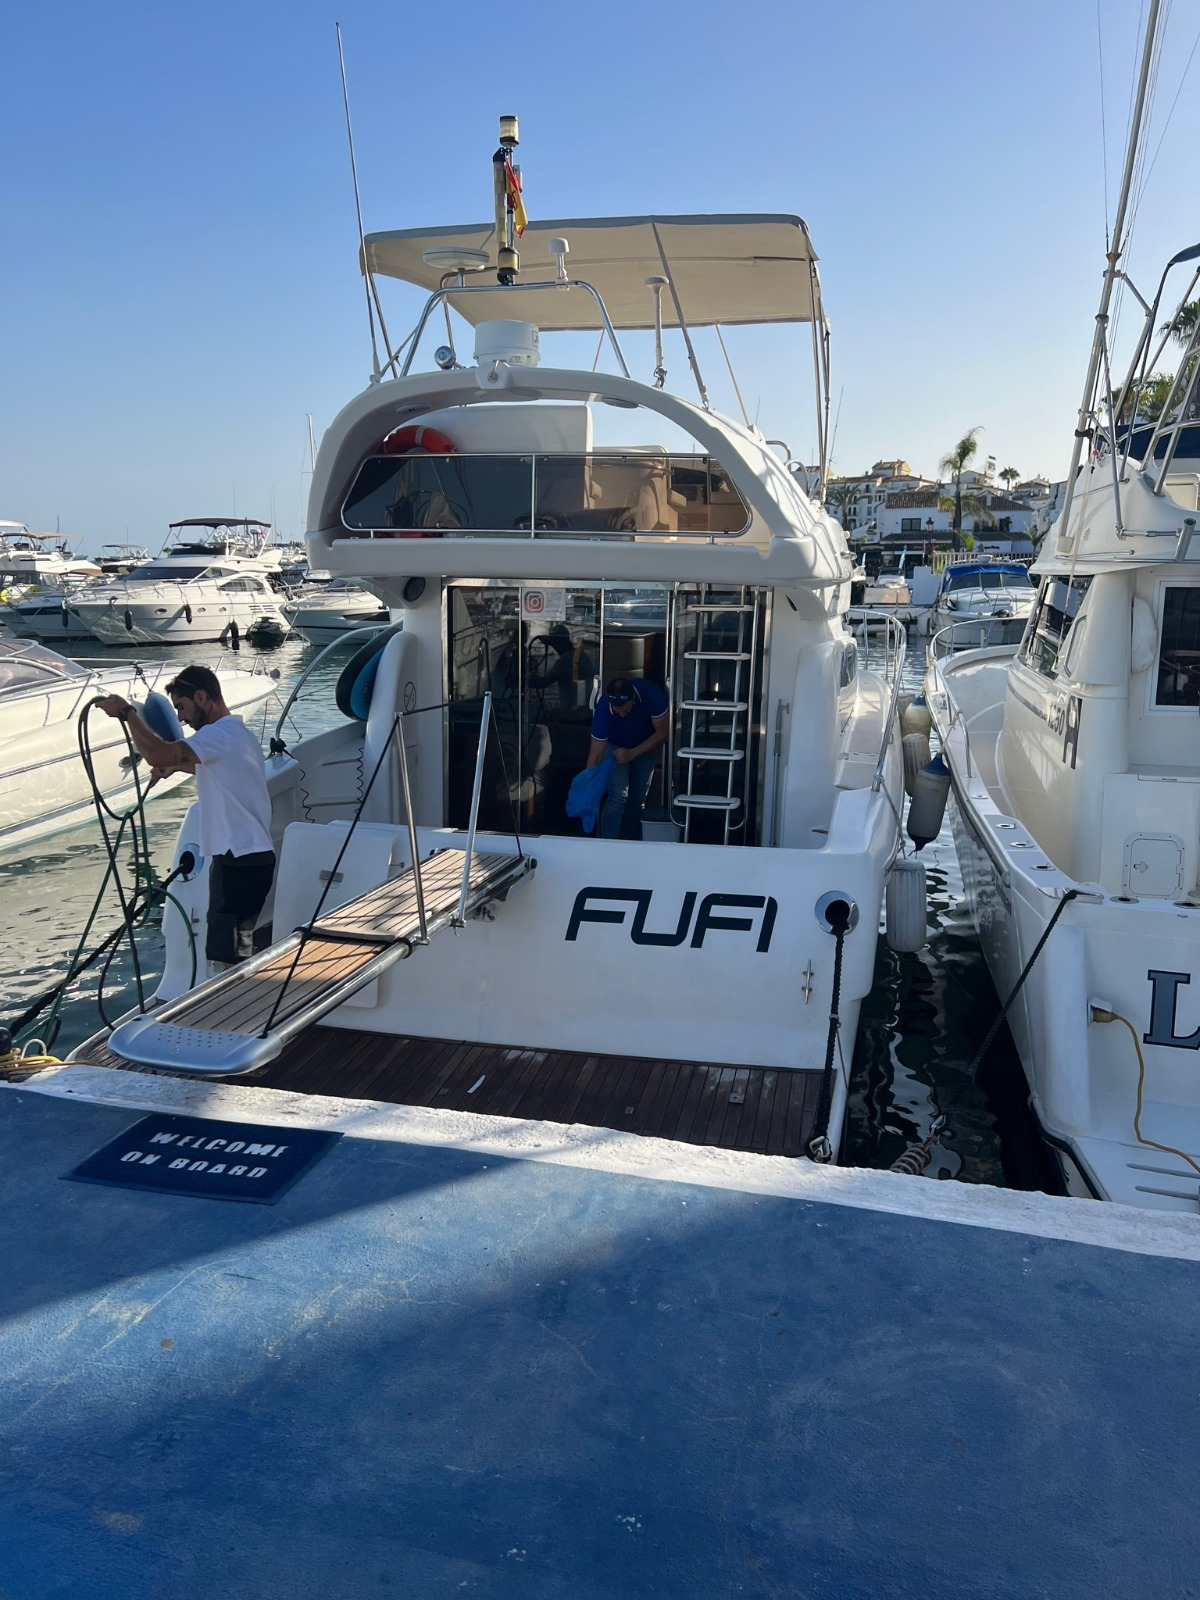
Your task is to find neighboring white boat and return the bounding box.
[282,577,390,644]
[3,579,96,642]
[92,135,906,1167]
[931,559,1035,649]
[0,531,106,642]
[95,543,151,576]
[0,639,277,853]
[0,529,100,593]
[68,518,288,646]
[926,0,1200,1212]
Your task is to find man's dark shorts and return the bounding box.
[207,850,276,963]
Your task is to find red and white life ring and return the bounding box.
[379,423,456,456]
[377,422,457,539]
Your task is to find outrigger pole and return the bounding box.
[1058,0,1163,549]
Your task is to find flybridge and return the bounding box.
[344,117,833,490]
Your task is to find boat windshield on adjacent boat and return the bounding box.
[86,127,907,1166]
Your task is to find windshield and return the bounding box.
[125,563,212,582]
[0,639,88,692]
[944,568,1032,592]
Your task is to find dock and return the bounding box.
[2,1064,1198,1598]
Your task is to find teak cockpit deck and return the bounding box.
[80,1025,823,1157]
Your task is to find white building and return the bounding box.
[823,459,933,532]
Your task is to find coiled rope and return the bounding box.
[2,698,196,1055]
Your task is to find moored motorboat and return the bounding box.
[67,518,288,646]
[83,125,905,1166]
[931,559,1035,650]
[927,0,1200,1210]
[282,576,391,644]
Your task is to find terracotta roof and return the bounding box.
[884,490,941,508]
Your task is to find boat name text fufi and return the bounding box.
[565,888,778,952]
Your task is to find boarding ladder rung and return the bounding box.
[671,582,760,844]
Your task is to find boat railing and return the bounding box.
[928,617,1026,662]
[392,278,630,382]
[847,608,907,794]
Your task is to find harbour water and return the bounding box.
[1,635,1056,1194]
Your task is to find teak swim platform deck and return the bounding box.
[81,1025,825,1157]
[107,848,533,1077]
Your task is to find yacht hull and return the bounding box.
[71,586,288,646]
[4,600,94,642]
[286,606,389,645]
[929,651,1200,1213]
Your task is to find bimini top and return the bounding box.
[361,214,822,330]
[168,518,270,530]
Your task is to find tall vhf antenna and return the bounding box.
[336,23,381,379]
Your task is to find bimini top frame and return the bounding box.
[362,215,824,330]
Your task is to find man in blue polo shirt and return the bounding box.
[586,676,669,840]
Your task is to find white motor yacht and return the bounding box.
[1,531,104,642]
[282,577,390,645]
[0,639,277,853]
[67,518,288,646]
[0,529,100,593]
[926,4,1200,1212]
[931,559,1035,649]
[86,130,905,1167]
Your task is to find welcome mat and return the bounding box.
[65,1112,342,1204]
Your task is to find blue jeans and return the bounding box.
[600,747,658,839]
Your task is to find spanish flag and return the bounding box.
[504,158,528,237]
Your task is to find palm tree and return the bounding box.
[937,490,984,534]
[1124,372,1175,423]
[825,481,860,528]
[1163,301,1200,422]
[999,466,1020,494]
[939,429,983,551]
[1165,300,1200,346]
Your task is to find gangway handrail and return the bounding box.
[270,622,395,747]
[454,691,492,928]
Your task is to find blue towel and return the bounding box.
[566,757,615,835]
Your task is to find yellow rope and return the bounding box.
[1095,1007,1200,1179]
[0,1042,88,1077]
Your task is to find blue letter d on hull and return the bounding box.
[1144,969,1200,1049]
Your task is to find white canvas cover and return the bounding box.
[361,215,822,330]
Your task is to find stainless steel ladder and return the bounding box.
[671,584,760,845]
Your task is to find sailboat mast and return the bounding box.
[1058,0,1163,548]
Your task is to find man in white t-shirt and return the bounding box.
[98,665,275,965]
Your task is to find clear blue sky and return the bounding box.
[3,0,1198,546]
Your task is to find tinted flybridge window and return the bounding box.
[341,453,749,537]
[127,564,211,581]
[1018,575,1090,679]
[1155,587,1200,706]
